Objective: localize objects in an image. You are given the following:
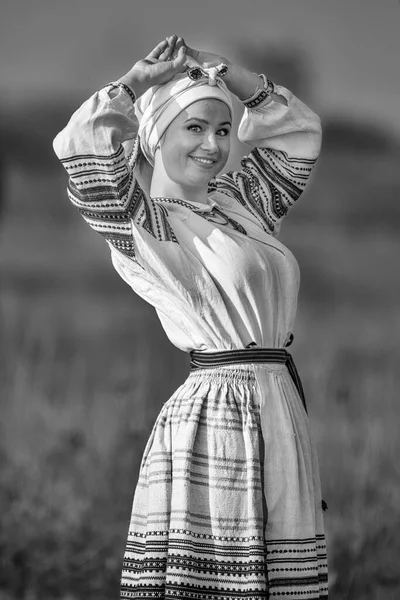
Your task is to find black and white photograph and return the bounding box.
[1,1,399,599]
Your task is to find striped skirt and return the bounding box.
[120,351,328,599]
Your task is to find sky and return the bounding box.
[2,0,400,136]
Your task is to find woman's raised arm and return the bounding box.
[52,36,187,261]
[218,80,322,237]
[185,43,322,237]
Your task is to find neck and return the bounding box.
[150,152,210,206]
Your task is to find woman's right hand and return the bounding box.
[118,35,187,98]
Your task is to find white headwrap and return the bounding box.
[134,65,233,167]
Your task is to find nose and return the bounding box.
[201,131,219,153]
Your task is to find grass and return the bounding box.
[0,291,154,600]
[299,312,400,599]
[1,278,400,599]
[1,160,400,598]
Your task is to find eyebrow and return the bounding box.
[184,117,232,127]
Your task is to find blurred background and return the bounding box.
[1,1,400,598]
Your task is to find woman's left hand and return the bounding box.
[182,39,273,103]
[183,41,230,70]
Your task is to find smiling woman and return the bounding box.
[53,34,327,599]
[150,99,232,201]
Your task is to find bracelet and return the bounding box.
[242,73,274,109]
[240,74,263,104]
[105,81,136,104]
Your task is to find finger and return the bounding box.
[173,37,184,53]
[171,44,186,67]
[168,36,184,62]
[174,38,186,56]
[166,46,187,75]
[147,39,168,59]
[159,35,177,61]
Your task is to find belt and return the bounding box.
[189,334,307,413]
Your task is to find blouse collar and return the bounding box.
[152,196,219,213]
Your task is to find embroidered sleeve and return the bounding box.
[53,83,177,263]
[214,83,322,237]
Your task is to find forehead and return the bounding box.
[179,99,232,122]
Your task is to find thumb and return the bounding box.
[170,45,187,72]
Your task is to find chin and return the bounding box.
[186,174,216,188]
[190,163,222,181]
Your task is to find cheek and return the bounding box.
[162,141,191,180]
[219,139,231,164]
[165,136,192,161]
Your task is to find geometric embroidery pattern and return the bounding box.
[120,368,328,599]
[216,148,317,236]
[57,91,327,600]
[62,142,317,261]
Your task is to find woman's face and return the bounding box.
[157,98,232,189]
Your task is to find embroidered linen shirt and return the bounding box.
[53,81,322,353]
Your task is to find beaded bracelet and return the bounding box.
[106,81,136,104]
[242,73,274,109]
[241,73,272,102]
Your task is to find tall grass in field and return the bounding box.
[1,115,400,599]
[0,283,188,599]
[2,279,400,599]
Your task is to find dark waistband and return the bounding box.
[190,347,289,368]
[189,342,307,413]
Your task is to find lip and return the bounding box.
[189,156,218,168]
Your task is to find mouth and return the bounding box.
[189,156,218,168]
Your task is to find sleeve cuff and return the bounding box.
[105,81,136,105]
[241,75,275,109]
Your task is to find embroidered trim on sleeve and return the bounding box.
[242,75,274,109]
[105,81,136,104]
[215,148,317,235]
[61,145,182,260]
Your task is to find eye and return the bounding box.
[217,128,231,137]
[187,125,202,133]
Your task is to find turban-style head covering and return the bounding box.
[134,64,233,167]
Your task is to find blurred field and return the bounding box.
[1,103,400,600]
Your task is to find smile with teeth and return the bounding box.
[190,156,217,165]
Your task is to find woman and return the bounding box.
[54,35,328,599]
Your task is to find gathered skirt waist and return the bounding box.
[189,342,307,413]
